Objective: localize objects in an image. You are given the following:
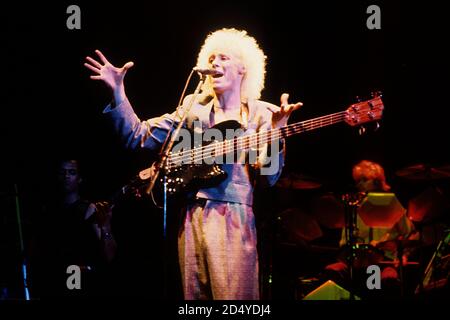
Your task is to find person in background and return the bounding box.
[29,159,116,298]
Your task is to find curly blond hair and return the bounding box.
[352,160,391,192]
[196,28,266,103]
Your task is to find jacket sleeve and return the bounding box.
[103,99,184,151]
[254,103,285,188]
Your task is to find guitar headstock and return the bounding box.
[344,94,384,127]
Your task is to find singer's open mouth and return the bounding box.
[212,73,223,78]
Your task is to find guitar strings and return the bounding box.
[167,111,358,166]
[167,111,347,167]
[167,98,383,165]
[167,112,381,167]
[167,105,380,167]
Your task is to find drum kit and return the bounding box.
[275,163,450,298]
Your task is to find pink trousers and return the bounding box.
[178,199,259,300]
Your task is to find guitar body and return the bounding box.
[156,120,244,196]
[163,163,227,194]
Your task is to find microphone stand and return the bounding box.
[145,71,207,298]
[145,73,206,198]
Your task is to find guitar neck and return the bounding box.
[263,110,347,141]
[168,110,347,166]
[231,111,347,152]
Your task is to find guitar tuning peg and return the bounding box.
[371,90,382,97]
[359,125,366,135]
[374,121,380,131]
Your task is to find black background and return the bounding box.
[3,0,450,301]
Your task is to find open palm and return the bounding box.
[267,93,303,128]
[84,49,134,92]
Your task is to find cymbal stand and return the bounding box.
[342,192,365,300]
[416,228,450,295]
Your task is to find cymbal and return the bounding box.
[408,186,450,223]
[310,193,345,228]
[396,163,450,180]
[276,172,322,190]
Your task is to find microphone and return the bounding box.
[193,67,223,76]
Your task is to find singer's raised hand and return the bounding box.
[84,50,134,104]
[267,93,303,128]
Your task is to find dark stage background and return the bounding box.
[3,1,450,300]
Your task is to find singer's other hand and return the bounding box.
[84,50,134,105]
[267,93,303,129]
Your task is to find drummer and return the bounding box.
[323,160,418,296]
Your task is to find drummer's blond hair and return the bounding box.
[352,160,391,191]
